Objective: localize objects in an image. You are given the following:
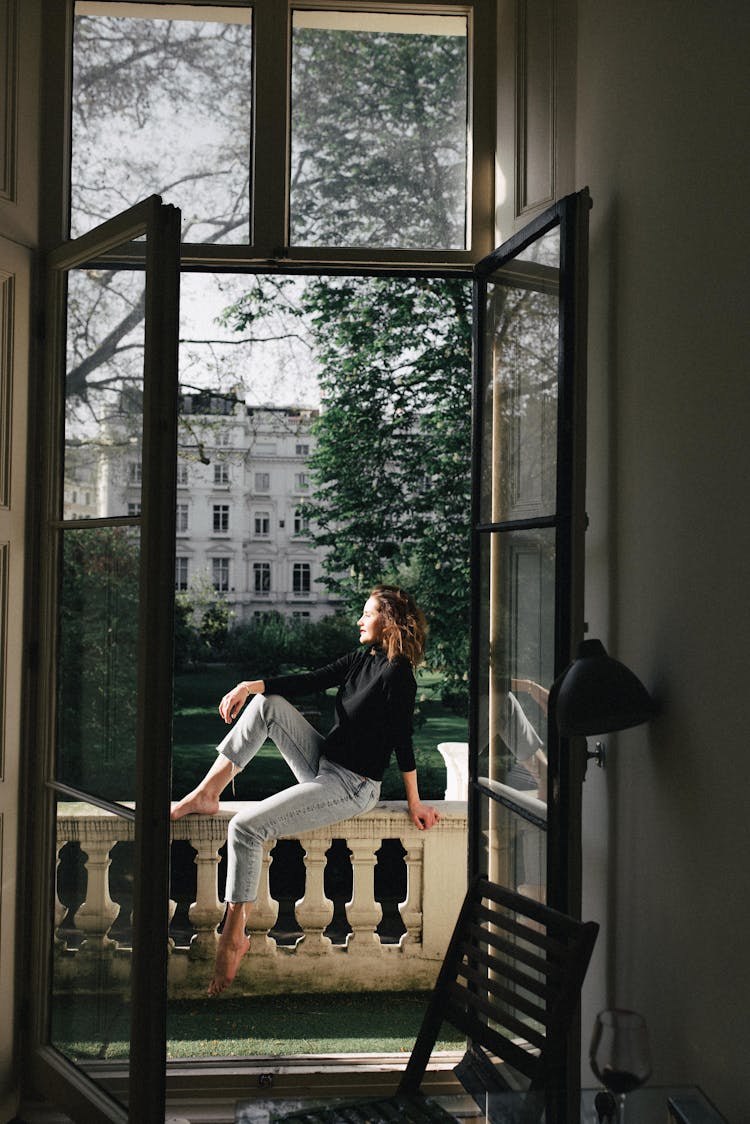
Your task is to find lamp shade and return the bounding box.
[553,638,655,737]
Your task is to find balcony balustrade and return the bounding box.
[53,801,468,997]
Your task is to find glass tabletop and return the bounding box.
[236,1085,726,1123]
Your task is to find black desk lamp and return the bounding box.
[552,638,655,771]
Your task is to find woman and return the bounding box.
[171,584,440,996]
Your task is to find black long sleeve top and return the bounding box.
[263,646,417,781]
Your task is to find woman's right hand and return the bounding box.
[219,680,264,724]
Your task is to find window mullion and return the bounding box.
[251,0,292,256]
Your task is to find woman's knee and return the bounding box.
[228,809,266,848]
[257,693,288,721]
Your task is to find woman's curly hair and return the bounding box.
[371,585,428,668]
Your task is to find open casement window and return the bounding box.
[31,197,180,1124]
[468,189,590,1121]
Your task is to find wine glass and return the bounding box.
[589,1009,651,1122]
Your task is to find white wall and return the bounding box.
[576,2,750,1116]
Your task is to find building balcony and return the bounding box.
[53,801,468,998]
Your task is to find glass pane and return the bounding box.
[476,528,553,896]
[71,3,252,243]
[290,10,468,249]
[64,264,147,520]
[57,526,140,801]
[479,228,561,523]
[52,797,134,1107]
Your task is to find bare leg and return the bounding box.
[208,901,251,997]
[170,753,237,821]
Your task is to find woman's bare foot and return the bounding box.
[208,933,251,997]
[170,787,220,821]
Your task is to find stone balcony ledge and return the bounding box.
[54,801,469,998]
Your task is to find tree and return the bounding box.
[65,12,476,706]
[58,527,141,798]
[65,11,469,414]
[290,21,467,247]
[71,11,251,242]
[222,275,473,707]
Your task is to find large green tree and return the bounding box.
[223,275,473,707]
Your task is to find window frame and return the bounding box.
[254,510,271,536]
[212,556,230,591]
[468,189,590,1121]
[53,0,496,268]
[292,560,312,594]
[175,555,189,590]
[253,559,271,593]
[212,502,230,533]
[28,195,181,1124]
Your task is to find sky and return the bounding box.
[179,274,321,410]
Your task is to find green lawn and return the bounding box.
[51,992,465,1059]
[172,666,467,802]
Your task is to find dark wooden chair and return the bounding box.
[269,875,599,1124]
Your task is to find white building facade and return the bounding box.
[172,396,337,623]
[65,394,338,623]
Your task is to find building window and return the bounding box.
[254,472,271,493]
[294,508,309,536]
[128,461,142,485]
[295,443,309,456]
[175,557,189,591]
[253,562,271,593]
[292,610,311,620]
[128,502,141,517]
[176,503,189,533]
[293,562,311,594]
[254,511,270,536]
[213,504,229,533]
[214,462,230,486]
[294,472,309,492]
[176,462,189,487]
[212,558,230,592]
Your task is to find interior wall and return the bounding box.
[575,1,750,1116]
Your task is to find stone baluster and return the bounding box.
[247,843,278,954]
[295,836,334,953]
[167,897,177,952]
[345,838,382,953]
[54,840,70,949]
[187,824,225,961]
[398,839,424,950]
[74,834,120,953]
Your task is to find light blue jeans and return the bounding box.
[217,693,381,903]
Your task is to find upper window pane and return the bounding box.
[64,262,146,520]
[290,10,468,249]
[480,228,561,524]
[71,3,252,242]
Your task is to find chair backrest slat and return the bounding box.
[478,944,553,1001]
[455,957,550,1028]
[445,978,547,1053]
[463,918,563,982]
[443,999,542,1080]
[473,899,571,961]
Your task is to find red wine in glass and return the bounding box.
[590,1009,652,1121]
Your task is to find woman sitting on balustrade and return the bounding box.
[170,584,440,996]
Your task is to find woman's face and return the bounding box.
[357,596,383,645]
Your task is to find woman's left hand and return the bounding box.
[408,802,440,831]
